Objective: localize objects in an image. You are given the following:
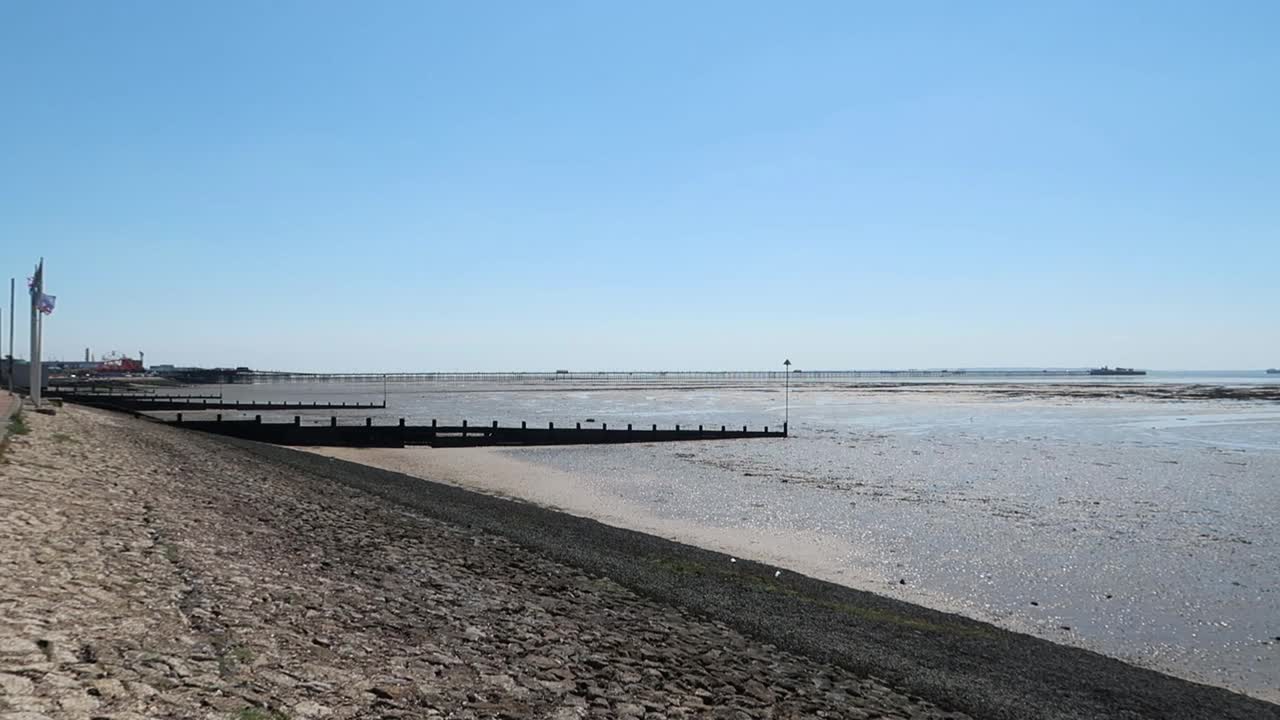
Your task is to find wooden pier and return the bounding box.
[165,368,1108,386]
[48,391,224,401]
[242,369,1099,385]
[60,394,386,412]
[168,415,787,448]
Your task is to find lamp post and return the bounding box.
[783,358,791,436]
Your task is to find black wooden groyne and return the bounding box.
[168,415,787,448]
[61,394,386,412]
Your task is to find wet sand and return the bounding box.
[304,444,889,600]
[829,382,1280,402]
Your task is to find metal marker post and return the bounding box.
[783,358,791,435]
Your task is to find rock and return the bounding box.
[539,679,576,693]
[158,656,191,678]
[0,672,36,695]
[124,680,158,698]
[294,700,334,718]
[480,673,520,693]
[368,685,410,700]
[90,678,129,699]
[526,654,561,670]
[183,673,225,691]
[201,694,247,712]
[0,638,42,656]
[255,668,300,687]
[425,652,462,666]
[300,680,336,693]
[56,691,101,713]
[616,702,645,717]
[744,679,776,703]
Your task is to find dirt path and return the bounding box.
[0,405,966,720]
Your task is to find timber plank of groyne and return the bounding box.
[166,418,786,448]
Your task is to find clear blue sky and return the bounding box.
[2,1,1276,371]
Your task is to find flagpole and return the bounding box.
[29,260,42,407]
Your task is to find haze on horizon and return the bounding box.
[2,2,1276,373]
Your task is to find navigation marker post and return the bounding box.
[783,358,791,436]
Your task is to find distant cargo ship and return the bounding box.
[1268,368,1280,374]
[1089,367,1146,376]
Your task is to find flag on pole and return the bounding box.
[29,259,43,406]
[37,294,56,314]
